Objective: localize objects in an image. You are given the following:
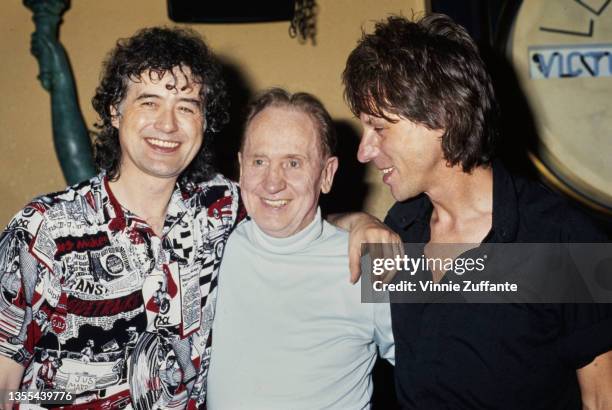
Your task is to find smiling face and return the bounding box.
[239,105,338,238]
[358,111,446,201]
[111,67,205,183]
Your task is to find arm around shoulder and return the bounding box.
[327,212,402,283]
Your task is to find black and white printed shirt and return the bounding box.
[0,173,242,409]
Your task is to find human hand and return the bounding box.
[0,356,25,410]
[328,212,403,283]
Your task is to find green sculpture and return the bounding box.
[24,0,96,185]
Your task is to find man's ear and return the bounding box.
[320,156,339,194]
[110,105,121,129]
[238,152,243,183]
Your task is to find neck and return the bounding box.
[246,208,324,255]
[108,169,177,235]
[426,164,493,242]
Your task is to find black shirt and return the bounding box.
[385,161,612,410]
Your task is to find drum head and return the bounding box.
[504,0,612,212]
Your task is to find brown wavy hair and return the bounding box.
[343,14,498,172]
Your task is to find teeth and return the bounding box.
[382,167,394,175]
[148,138,179,148]
[263,199,289,208]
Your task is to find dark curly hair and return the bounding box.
[342,14,498,172]
[241,88,337,161]
[92,26,229,183]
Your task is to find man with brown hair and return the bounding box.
[343,13,612,409]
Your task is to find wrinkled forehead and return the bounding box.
[243,106,321,154]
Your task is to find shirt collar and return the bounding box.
[489,159,519,242]
[243,207,324,254]
[387,193,431,229]
[99,174,191,235]
[386,159,519,243]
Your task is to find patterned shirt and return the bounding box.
[0,173,242,409]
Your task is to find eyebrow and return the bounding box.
[135,93,160,101]
[368,115,389,125]
[179,97,202,106]
[285,154,308,160]
[247,153,309,161]
[135,93,201,106]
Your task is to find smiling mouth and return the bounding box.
[146,138,180,149]
[381,166,395,184]
[262,198,290,208]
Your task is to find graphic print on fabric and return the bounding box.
[0,173,240,409]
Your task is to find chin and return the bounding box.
[256,219,285,233]
[392,188,419,202]
[390,187,406,201]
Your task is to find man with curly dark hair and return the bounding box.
[343,13,612,409]
[91,27,229,186]
[0,27,241,409]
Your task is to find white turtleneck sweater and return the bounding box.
[207,209,394,410]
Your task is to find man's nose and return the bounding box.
[357,131,380,163]
[263,164,286,193]
[154,106,179,133]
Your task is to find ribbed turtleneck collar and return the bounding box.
[243,207,324,255]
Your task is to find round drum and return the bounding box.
[504,0,612,213]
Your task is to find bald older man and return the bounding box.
[207,89,394,410]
